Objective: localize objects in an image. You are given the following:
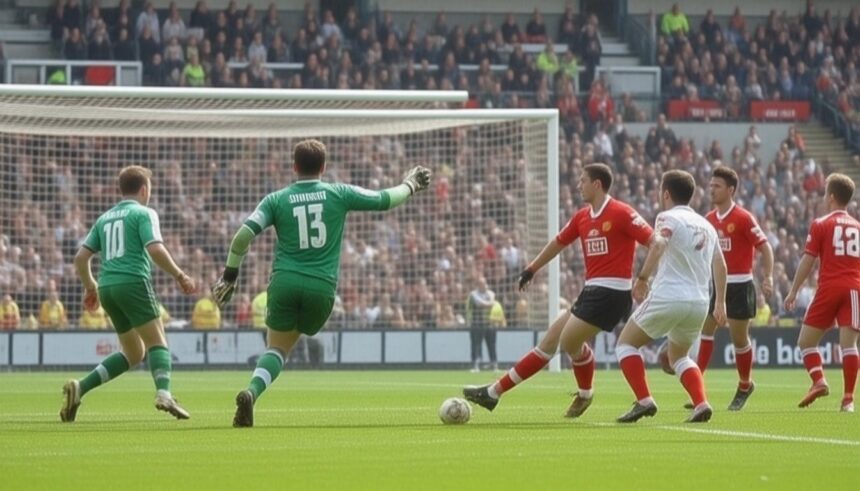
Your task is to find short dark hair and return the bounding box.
[661,170,696,205]
[118,165,152,195]
[826,173,855,206]
[712,166,739,193]
[294,139,327,176]
[583,163,613,192]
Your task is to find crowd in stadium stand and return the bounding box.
[658,3,860,123]
[0,116,846,331]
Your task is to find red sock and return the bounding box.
[802,348,826,385]
[735,344,753,390]
[675,357,707,406]
[493,348,552,396]
[617,345,651,402]
[697,335,714,374]
[572,344,594,394]
[842,348,859,402]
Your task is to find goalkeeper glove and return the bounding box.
[211,266,238,308]
[517,269,535,292]
[403,166,432,194]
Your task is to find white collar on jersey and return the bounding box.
[716,202,736,221]
[671,205,694,211]
[295,179,321,183]
[590,195,612,219]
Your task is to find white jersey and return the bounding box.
[649,206,718,303]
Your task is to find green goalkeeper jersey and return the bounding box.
[82,200,163,287]
[244,180,392,288]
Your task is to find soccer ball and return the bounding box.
[438,397,472,424]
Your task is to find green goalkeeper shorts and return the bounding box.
[99,281,161,334]
[266,273,335,336]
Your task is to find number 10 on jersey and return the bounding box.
[293,204,326,249]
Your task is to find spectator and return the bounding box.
[143,52,167,86]
[162,5,186,42]
[341,7,361,43]
[752,292,772,326]
[48,1,66,51]
[84,4,103,40]
[248,31,267,63]
[1,294,20,330]
[189,0,212,33]
[321,9,342,41]
[136,1,160,44]
[234,293,252,328]
[500,13,521,44]
[138,24,160,67]
[700,9,722,47]
[113,28,136,60]
[525,9,548,43]
[88,26,113,60]
[191,291,221,329]
[251,290,267,329]
[660,3,690,37]
[727,7,746,45]
[79,305,109,329]
[39,288,67,329]
[587,81,615,125]
[467,277,497,372]
[63,27,87,60]
[180,52,206,87]
[63,0,83,33]
[536,41,559,76]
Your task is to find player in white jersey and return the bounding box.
[614,170,728,423]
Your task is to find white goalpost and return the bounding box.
[0,86,559,366]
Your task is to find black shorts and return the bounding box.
[709,280,756,320]
[571,285,633,332]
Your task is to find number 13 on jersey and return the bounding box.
[293,204,327,249]
[833,225,860,257]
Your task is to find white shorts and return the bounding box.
[631,298,708,346]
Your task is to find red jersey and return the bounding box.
[804,210,860,290]
[706,203,767,283]
[556,197,653,290]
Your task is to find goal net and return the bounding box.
[0,88,558,335]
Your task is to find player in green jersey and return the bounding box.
[211,139,431,427]
[60,166,197,422]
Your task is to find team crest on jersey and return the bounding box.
[727,223,736,233]
[602,221,612,232]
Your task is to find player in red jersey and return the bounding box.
[692,166,774,410]
[785,173,860,412]
[464,163,654,417]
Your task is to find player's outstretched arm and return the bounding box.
[211,225,256,308]
[147,243,196,294]
[784,253,816,312]
[711,247,728,326]
[73,247,99,311]
[385,165,432,210]
[518,239,566,291]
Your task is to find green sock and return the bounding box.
[248,349,285,399]
[79,352,130,396]
[147,346,172,393]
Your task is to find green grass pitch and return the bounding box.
[1,368,858,490]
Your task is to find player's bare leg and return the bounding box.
[463,311,569,412]
[615,320,659,423]
[60,330,144,422]
[797,325,830,408]
[839,327,859,412]
[666,340,712,422]
[558,316,601,418]
[727,318,755,410]
[137,319,189,419]
[235,328,301,427]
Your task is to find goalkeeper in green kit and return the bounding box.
[211,139,431,427]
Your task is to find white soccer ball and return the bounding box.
[439,397,472,424]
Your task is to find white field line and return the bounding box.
[654,425,860,447]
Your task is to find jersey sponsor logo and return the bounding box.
[720,238,732,251]
[602,221,612,232]
[585,237,608,256]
